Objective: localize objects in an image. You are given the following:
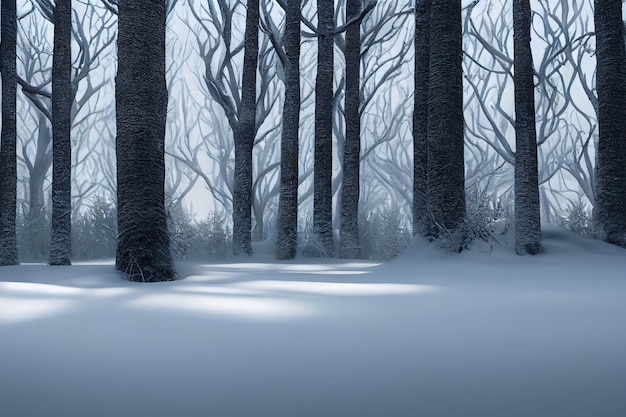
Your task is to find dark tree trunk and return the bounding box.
[49,0,73,265]
[233,0,259,256]
[413,0,430,236]
[513,0,541,255]
[593,0,626,246]
[115,0,176,281]
[339,0,362,259]
[313,0,335,257]
[276,0,301,260]
[0,0,19,265]
[427,0,465,233]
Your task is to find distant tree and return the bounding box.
[593,0,626,246]
[313,0,335,257]
[49,0,73,265]
[463,0,596,222]
[513,0,541,255]
[232,0,260,256]
[413,0,430,236]
[427,0,465,233]
[339,0,363,259]
[184,0,284,248]
[0,0,19,265]
[17,3,116,259]
[115,0,176,281]
[276,0,301,260]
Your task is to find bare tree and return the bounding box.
[513,0,541,255]
[183,0,284,247]
[463,0,597,222]
[428,0,465,234]
[115,0,175,281]
[0,0,19,265]
[593,0,626,246]
[339,0,363,259]
[413,0,430,236]
[15,3,115,258]
[313,0,335,257]
[276,0,301,259]
[49,0,72,265]
[232,0,260,255]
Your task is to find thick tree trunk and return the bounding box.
[313,0,335,257]
[49,0,73,265]
[276,0,301,260]
[115,0,176,281]
[233,0,259,256]
[413,0,430,236]
[427,0,465,233]
[0,0,19,265]
[593,0,626,246]
[513,0,541,255]
[339,0,362,259]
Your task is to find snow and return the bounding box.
[1,226,625,416]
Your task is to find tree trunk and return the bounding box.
[313,0,335,257]
[513,0,541,255]
[27,160,49,260]
[413,0,430,236]
[232,0,259,256]
[49,0,73,265]
[23,120,52,260]
[427,0,465,233]
[0,0,19,265]
[339,0,362,259]
[593,0,626,246]
[116,0,176,281]
[276,0,301,260]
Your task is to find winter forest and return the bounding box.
[1,0,626,416]
[0,0,622,274]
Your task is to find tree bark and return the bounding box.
[49,0,73,265]
[427,0,465,233]
[413,0,430,236]
[313,0,335,257]
[233,0,259,256]
[513,0,541,255]
[593,0,626,246]
[339,0,362,259]
[276,0,301,260]
[0,0,19,265]
[115,0,176,281]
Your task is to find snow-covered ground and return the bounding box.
[1,227,625,417]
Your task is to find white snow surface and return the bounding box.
[1,226,625,417]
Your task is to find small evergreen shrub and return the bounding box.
[359,208,412,261]
[557,201,595,238]
[433,187,513,252]
[184,213,232,258]
[72,195,117,259]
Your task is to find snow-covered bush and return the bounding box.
[72,195,117,259]
[433,186,513,252]
[16,206,50,261]
[359,207,412,261]
[166,198,195,259]
[183,213,231,258]
[69,196,232,261]
[557,201,595,239]
[298,212,334,257]
[465,186,511,240]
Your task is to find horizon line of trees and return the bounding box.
[1,0,625,281]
